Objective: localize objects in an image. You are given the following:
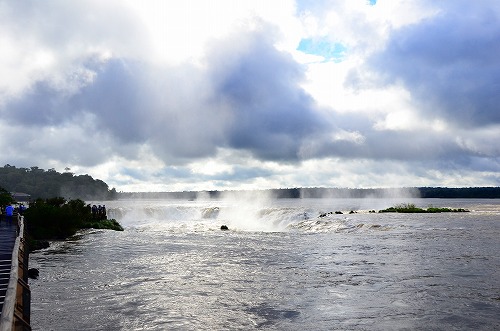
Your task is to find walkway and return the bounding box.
[0,214,31,331]
[0,219,17,314]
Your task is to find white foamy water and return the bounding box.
[29,198,500,330]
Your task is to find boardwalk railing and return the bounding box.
[0,214,31,331]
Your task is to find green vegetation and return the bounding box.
[0,185,14,205]
[82,219,124,231]
[25,198,123,244]
[0,164,117,200]
[379,203,469,213]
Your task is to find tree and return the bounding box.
[0,164,119,200]
[25,198,123,242]
[0,186,14,205]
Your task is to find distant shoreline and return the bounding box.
[117,187,500,200]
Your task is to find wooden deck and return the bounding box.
[0,220,17,313]
[0,215,31,331]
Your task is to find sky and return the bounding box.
[1,0,499,192]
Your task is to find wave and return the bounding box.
[287,219,392,233]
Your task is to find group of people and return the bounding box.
[90,204,107,220]
[0,203,24,222]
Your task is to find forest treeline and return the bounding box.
[417,187,500,198]
[2,163,499,201]
[120,186,500,200]
[0,164,117,200]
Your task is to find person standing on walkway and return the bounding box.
[5,204,14,222]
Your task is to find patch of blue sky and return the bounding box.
[297,38,347,63]
[368,0,377,5]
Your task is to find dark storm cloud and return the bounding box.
[208,29,327,161]
[73,59,151,144]
[362,1,500,127]
[75,29,329,164]
[2,59,151,143]
[5,81,73,126]
[1,57,219,164]
[1,27,329,165]
[2,39,474,170]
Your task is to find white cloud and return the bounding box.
[129,0,301,65]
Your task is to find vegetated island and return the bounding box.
[379,203,469,213]
[23,197,123,251]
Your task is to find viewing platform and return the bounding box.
[0,214,31,331]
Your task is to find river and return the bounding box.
[29,198,500,330]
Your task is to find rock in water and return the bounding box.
[28,268,39,279]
